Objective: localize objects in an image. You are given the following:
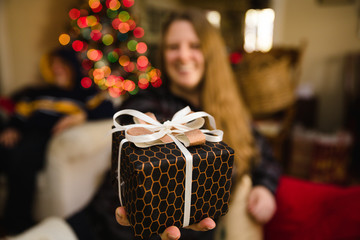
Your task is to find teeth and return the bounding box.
[177,65,193,71]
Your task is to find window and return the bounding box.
[244,8,275,53]
[206,10,221,28]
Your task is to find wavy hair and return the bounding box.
[159,9,256,175]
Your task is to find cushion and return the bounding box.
[264,176,360,240]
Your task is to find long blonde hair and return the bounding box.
[160,9,256,175]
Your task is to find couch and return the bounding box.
[0,118,113,221]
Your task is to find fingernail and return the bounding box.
[206,222,216,231]
[168,233,179,240]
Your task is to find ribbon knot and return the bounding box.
[112,106,223,227]
[163,120,173,133]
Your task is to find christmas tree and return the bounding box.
[58,0,162,97]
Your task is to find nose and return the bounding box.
[178,44,191,62]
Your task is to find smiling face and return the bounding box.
[164,20,205,92]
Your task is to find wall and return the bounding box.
[0,0,81,96]
[272,0,360,132]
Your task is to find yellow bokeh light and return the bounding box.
[59,33,70,45]
[89,0,101,9]
[102,66,111,77]
[109,0,121,10]
[86,16,98,27]
[93,68,104,80]
[119,55,130,66]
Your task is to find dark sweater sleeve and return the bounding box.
[250,128,282,195]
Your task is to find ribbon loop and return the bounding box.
[113,106,223,227]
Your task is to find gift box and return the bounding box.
[111,107,234,240]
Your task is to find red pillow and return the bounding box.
[264,176,360,240]
[0,97,15,115]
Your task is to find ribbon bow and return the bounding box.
[112,106,223,227]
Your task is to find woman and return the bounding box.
[0,46,113,235]
[115,8,281,240]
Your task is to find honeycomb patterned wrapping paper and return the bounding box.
[111,130,235,240]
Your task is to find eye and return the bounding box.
[190,43,201,49]
[165,44,179,50]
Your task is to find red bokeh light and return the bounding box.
[72,40,84,52]
[69,8,80,20]
[81,77,93,88]
[133,27,144,38]
[136,42,147,54]
[122,0,134,8]
[77,17,88,28]
[137,56,148,68]
[138,78,149,89]
[151,78,162,88]
[90,30,102,41]
[82,59,93,70]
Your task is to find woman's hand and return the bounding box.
[247,186,277,224]
[0,128,21,148]
[115,206,216,240]
[52,112,86,135]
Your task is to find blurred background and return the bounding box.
[1,0,360,184]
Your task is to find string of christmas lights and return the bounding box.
[59,0,162,97]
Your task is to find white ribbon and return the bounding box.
[112,106,223,227]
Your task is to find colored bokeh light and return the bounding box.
[119,55,130,66]
[122,0,134,8]
[108,0,121,10]
[118,22,130,33]
[93,68,105,80]
[124,80,135,91]
[86,15,98,27]
[133,27,144,38]
[77,17,88,28]
[69,8,80,20]
[87,49,103,61]
[127,19,136,30]
[118,11,130,21]
[81,77,93,88]
[138,78,149,89]
[107,9,118,18]
[151,78,162,88]
[137,56,148,68]
[72,40,84,51]
[127,40,137,51]
[124,62,135,72]
[102,34,114,45]
[112,18,121,29]
[90,30,102,41]
[82,59,93,70]
[136,42,147,54]
[107,51,119,62]
[59,33,70,45]
[89,0,100,8]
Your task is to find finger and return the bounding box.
[115,207,131,226]
[159,226,180,240]
[247,193,259,212]
[186,217,216,231]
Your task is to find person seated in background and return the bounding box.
[0,46,114,235]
